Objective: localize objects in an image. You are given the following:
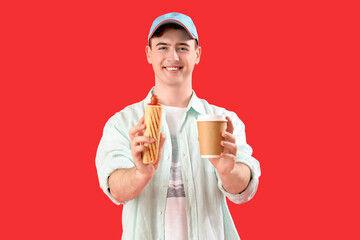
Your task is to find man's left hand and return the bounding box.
[209,116,237,175]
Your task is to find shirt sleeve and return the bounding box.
[216,111,261,204]
[95,114,135,205]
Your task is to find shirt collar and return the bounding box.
[143,87,205,115]
[187,91,205,114]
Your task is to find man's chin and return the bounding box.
[159,78,186,86]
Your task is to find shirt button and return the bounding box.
[158,211,162,215]
[182,152,186,157]
[162,184,165,188]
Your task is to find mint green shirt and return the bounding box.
[95,88,261,240]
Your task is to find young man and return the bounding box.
[95,12,261,240]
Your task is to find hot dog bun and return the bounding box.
[143,104,162,164]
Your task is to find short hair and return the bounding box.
[149,23,198,49]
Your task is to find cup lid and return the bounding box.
[197,114,227,122]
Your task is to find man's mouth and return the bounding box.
[163,66,183,71]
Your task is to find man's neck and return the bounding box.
[154,82,192,108]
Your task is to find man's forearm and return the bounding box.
[108,167,152,203]
[219,162,251,194]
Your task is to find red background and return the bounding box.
[1,0,359,239]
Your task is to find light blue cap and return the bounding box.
[148,12,199,44]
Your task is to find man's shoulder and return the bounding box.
[199,98,235,116]
[106,100,145,130]
[120,100,145,115]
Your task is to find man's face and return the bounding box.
[145,28,201,87]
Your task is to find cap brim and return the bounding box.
[148,19,196,42]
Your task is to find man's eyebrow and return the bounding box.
[155,42,191,47]
[155,42,169,47]
[177,43,191,47]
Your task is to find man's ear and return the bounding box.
[195,46,202,65]
[145,45,152,64]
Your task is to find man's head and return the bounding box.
[148,12,199,48]
[146,13,201,87]
[149,23,198,49]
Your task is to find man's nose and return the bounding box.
[168,48,179,61]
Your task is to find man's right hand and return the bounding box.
[129,116,166,179]
[108,116,166,203]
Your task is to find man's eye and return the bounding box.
[158,47,166,50]
[179,48,188,51]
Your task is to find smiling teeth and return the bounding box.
[166,67,179,70]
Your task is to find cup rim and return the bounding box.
[197,114,227,122]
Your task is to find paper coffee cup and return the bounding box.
[197,115,227,158]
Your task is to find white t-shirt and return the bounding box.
[163,105,188,240]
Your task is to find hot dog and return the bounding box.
[143,94,163,164]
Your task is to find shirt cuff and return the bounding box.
[216,156,260,204]
[98,158,134,205]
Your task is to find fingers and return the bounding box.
[131,136,154,163]
[220,152,236,161]
[130,116,153,164]
[221,140,237,155]
[129,124,145,141]
[129,116,146,141]
[139,115,145,124]
[225,116,234,134]
[158,133,166,150]
[222,117,237,155]
[222,131,235,143]
[132,144,150,154]
[132,135,155,147]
